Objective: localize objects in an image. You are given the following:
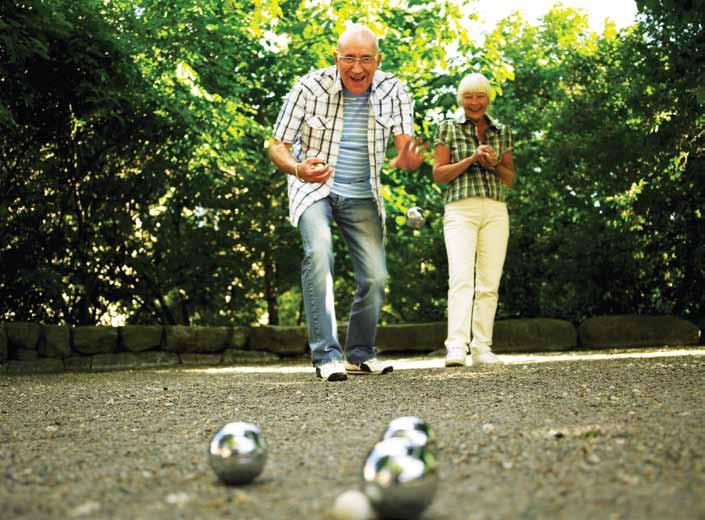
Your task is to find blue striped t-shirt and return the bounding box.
[331,89,373,198]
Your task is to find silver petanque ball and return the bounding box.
[208,422,267,485]
[405,207,426,229]
[362,437,439,519]
[382,416,435,451]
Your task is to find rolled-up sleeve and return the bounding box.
[273,82,306,144]
[434,120,451,147]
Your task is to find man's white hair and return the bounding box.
[336,24,379,53]
[457,73,492,105]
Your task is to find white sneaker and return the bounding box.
[316,361,348,381]
[471,349,503,365]
[345,358,393,375]
[445,347,467,367]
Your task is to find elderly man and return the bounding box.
[269,24,424,381]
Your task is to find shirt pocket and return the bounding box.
[375,114,394,129]
[306,115,333,130]
[373,114,394,153]
[303,115,334,155]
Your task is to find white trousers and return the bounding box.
[443,197,509,353]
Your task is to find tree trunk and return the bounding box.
[264,254,279,325]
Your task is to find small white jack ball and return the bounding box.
[332,489,375,520]
[312,163,326,171]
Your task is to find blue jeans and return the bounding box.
[298,194,387,367]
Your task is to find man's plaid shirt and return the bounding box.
[433,110,513,204]
[272,66,414,227]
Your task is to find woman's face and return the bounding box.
[461,91,489,123]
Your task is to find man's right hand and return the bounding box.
[268,140,333,183]
[296,158,333,183]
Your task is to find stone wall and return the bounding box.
[0,315,701,374]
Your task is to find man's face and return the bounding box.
[335,33,380,95]
[461,91,489,123]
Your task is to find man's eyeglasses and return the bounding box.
[337,55,378,66]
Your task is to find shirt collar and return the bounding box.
[453,108,500,129]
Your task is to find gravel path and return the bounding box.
[1,348,705,519]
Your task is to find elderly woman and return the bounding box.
[433,73,516,367]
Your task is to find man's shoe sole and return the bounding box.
[315,368,348,381]
[445,359,466,367]
[346,363,393,375]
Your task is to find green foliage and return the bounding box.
[635,0,705,103]
[1,0,175,324]
[100,0,297,325]
[489,5,704,321]
[1,0,702,326]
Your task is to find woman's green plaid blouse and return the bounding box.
[434,111,513,205]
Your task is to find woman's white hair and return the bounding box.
[457,73,492,105]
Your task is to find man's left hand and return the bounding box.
[391,136,428,171]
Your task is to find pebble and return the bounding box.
[69,501,101,517]
[165,492,192,507]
